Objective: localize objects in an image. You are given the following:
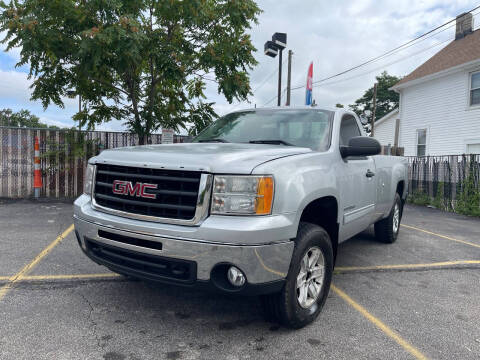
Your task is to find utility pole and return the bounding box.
[78,95,82,131]
[286,50,293,106]
[370,83,378,137]
[393,118,400,156]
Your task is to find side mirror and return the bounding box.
[340,136,381,158]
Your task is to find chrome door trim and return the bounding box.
[343,203,375,225]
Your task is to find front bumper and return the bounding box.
[74,195,295,295]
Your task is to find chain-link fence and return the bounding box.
[0,127,190,198]
[407,154,480,212]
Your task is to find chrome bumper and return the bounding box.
[73,196,295,285]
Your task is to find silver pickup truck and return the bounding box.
[74,107,407,328]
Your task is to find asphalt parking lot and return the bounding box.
[0,201,479,360]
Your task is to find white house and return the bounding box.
[379,12,480,156]
[373,108,399,147]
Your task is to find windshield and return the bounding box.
[193,109,334,151]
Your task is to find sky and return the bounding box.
[0,0,478,131]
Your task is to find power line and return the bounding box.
[262,86,288,106]
[289,5,480,91]
[231,56,289,110]
[289,9,480,93]
[235,5,480,108]
[307,37,451,90]
[310,5,480,84]
[252,57,288,94]
[262,94,278,107]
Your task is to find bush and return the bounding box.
[407,190,431,206]
[432,182,445,210]
[455,169,480,217]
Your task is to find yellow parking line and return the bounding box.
[4,260,477,281]
[0,224,74,301]
[331,284,428,360]
[254,248,287,277]
[22,273,120,281]
[402,224,480,249]
[336,260,480,272]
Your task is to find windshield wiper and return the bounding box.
[197,138,229,143]
[249,140,294,146]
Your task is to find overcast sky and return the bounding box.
[0,0,477,131]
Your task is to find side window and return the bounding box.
[339,115,361,146]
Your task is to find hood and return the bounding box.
[92,143,312,173]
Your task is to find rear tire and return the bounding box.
[374,193,402,244]
[261,222,333,329]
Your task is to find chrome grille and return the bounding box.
[93,164,202,221]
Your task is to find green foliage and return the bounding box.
[349,71,401,125]
[42,129,98,171]
[432,181,445,210]
[1,0,261,143]
[335,103,344,108]
[407,190,431,206]
[455,164,480,217]
[0,108,60,129]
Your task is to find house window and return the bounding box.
[471,72,480,106]
[416,129,427,156]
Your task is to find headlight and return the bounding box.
[83,163,95,195]
[211,175,274,215]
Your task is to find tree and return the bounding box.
[349,71,401,124]
[0,108,60,128]
[0,0,261,143]
[335,103,344,108]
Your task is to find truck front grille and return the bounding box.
[93,164,201,220]
[85,238,196,283]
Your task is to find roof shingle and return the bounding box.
[395,29,480,87]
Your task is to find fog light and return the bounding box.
[227,266,246,287]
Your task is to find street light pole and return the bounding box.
[277,48,283,106]
[264,32,287,107]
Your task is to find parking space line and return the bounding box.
[331,284,428,360]
[3,259,478,282]
[0,224,74,301]
[336,260,480,273]
[402,224,480,249]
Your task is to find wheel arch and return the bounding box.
[297,196,339,261]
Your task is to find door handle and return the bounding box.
[366,169,375,178]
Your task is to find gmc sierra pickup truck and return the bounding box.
[74,107,407,328]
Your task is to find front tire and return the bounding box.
[262,222,333,329]
[374,193,403,243]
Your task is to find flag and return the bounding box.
[305,62,313,105]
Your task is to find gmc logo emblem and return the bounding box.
[112,180,158,199]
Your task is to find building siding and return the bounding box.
[399,69,480,156]
[374,112,398,146]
